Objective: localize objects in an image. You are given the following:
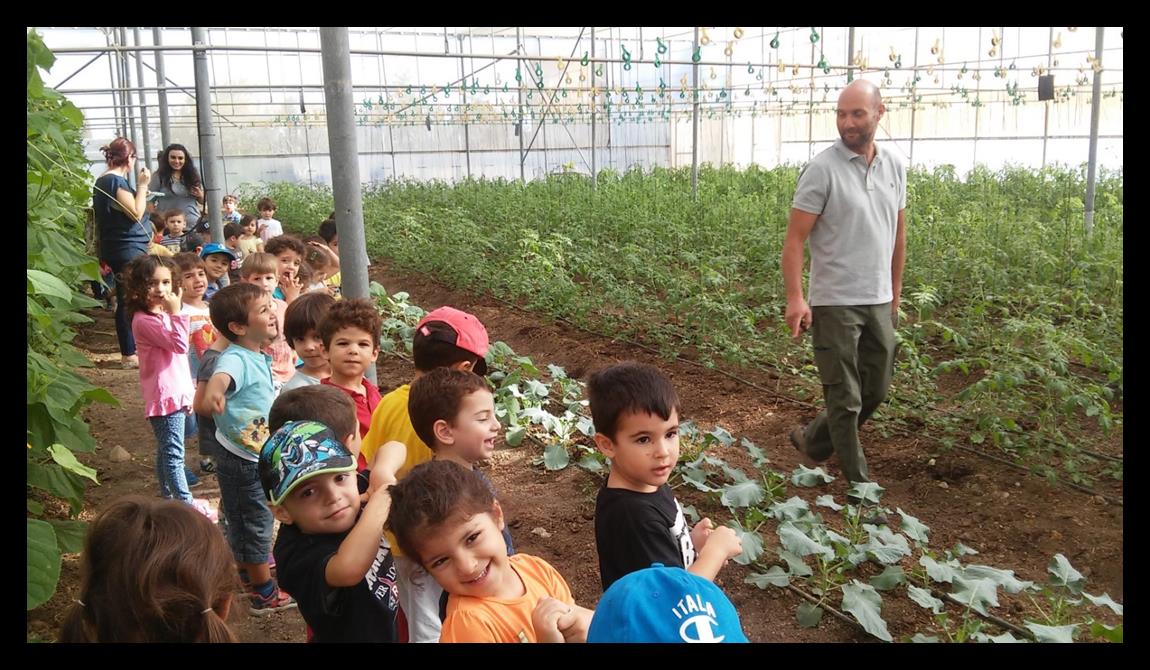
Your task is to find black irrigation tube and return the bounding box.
[375,270,1123,506]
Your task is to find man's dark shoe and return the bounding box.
[789,428,823,469]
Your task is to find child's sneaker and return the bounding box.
[185,468,202,488]
[200,457,217,474]
[249,585,297,616]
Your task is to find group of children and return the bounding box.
[66,211,754,643]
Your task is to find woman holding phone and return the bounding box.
[92,137,152,368]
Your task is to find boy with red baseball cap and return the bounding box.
[360,305,490,642]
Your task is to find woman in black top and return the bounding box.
[149,143,205,240]
[92,137,151,368]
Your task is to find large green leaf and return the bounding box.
[1082,591,1123,616]
[26,461,85,512]
[542,443,570,470]
[1023,622,1078,643]
[778,521,834,559]
[841,581,892,642]
[767,496,810,522]
[906,584,945,614]
[720,479,763,509]
[869,566,906,591]
[910,633,940,643]
[796,602,823,628]
[745,566,790,589]
[847,481,885,505]
[1048,553,1086,594]
[576,454,604,473]
[857,525,911,565]
[729,523,764,565]
[972,631,1028,643]
[47,444,98,484]
[504,425,527,447]
[960,564,1033,594]
[27,519,60,610]
[791,464,835,487]
[27,269,74,301]
[779,549,813,577]
[1089,621,1123,643]
[950,576,1000,616]
[815,494,843,511]
[919,555,961,584]
[896,507,930,545]
[48,519,87,554]
[740,437,768,467]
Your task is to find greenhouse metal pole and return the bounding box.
[153,28,170,153]
[847,27,855,83]
[691,27,699,201]
[458,34,472,180]
[377,31,398,179]
[320,27,372,383]
[191,27,225,256]
[118,28,139,151]
[807,33,816,161]
[106,29,123,139]
[517,27,526,183]
[909,27,919,167]
[1042,27,1053,168]
[133,28,151,169]
[591,27,597,189]
[1084,27,1104,238]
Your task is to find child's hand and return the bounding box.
[691,517,715,552]
[557,604,593,643]
[204,390,226,416]
[531,597,573,643]
[162,285,183,314]
[279,275,301,303]
[707,525,743,562]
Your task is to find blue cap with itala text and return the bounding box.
[587,564,748,643]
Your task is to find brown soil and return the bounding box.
[27,261,1123,643]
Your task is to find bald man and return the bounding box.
[780,80,907,497]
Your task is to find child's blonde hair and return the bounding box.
[240,251,278,278]
[58,497,239,642]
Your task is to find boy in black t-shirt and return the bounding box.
[589,362,743,591]
[260,409,400,643]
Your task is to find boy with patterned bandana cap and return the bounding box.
[261,420,400,643]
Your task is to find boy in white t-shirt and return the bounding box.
[256,197,283,243]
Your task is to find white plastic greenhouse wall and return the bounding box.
[37,27,1123,192]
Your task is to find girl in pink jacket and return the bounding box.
[125,255,196,504]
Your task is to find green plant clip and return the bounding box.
[595,65,603,77]
[535,63,543,77]
[770,32,779,49]
[895,57,902,69]
[515,68,522,82]
[657,37,668,54]
[692,46,701,63]
[581,52,589,66]
[810,28,820,44]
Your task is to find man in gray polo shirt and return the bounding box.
[781,79,907,493]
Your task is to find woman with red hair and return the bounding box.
[92,137,152,368]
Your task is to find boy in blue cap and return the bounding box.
[587,563,749,643]
[200,242,236,300]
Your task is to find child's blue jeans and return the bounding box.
[149,410,193,504]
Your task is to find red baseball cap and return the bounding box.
[415,307,490,375]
